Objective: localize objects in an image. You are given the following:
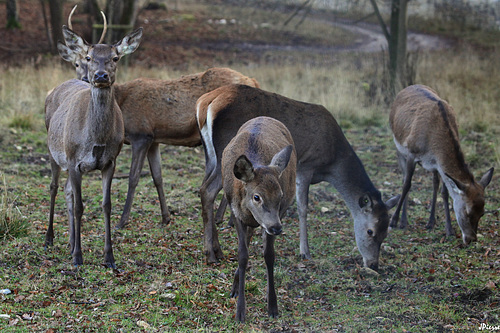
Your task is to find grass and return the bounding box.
[0,2,499,331]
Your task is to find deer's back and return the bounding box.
[390,85,460,158]
[114,68,258,146]
[197,84,349,171]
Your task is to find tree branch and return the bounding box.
[368,0,391,42]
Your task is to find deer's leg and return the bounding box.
[200,165,224,263]
[390,155,416,229]
[64,179,75,253]
[426,171,440,230]
[45,157,61,248]
[215,196,236,227]
[147,142,171,225]
[442,184,455,237]
[68,168,83,266]
[231,220,249,323]
[102,161,116,268]
[215,195,228,225]
[296,170,313,260]
[117,138,151,229]
[263,232,278,318]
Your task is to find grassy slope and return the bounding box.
[1,1,499,332]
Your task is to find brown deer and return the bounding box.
[112,69,259,228]
[45,24,142,267]
[222,116,296,322]
[58,9,259,228]
[197,84,399,270]
[389,84,494,244]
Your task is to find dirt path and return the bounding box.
[201,18,450,56]
[331,19,450,53]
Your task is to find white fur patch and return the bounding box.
[198,103,217,171]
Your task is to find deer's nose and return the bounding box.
[94,71,109,83]
[268,225,282,236]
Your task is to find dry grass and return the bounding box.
[0,44,498,161]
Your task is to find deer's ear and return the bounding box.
[115,28,143,57]
[270,145,293,176]
[57,41,79,63]
[234,155,255,183]
[62,25,89,56]
[479,167,494,189]
[358,194,373,213]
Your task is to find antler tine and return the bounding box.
[68,5,77,30]
[97,11,108,44]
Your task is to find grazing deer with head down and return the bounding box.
[45,22,142,267]
[197,84,399,270]
[389,84,494,244]
[58,8,260,228]
[222,116,296,322]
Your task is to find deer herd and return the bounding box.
[43,7,494,322]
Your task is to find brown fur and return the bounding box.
[389,84,494,243]
[111,67,259,228]
[221,116,296,322]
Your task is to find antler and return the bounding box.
[68,4,77,30]
[97,11,107,44]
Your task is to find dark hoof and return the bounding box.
[300,253,311,260]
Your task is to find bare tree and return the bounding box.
[105,0,140,43]
[6,0,21,29]
[48,0,64,53]
[369,0,408,96]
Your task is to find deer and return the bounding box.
[196,84,399,270]
[56,5,107,83]
[222,116,296,322]
[45,22,143,268]
[389,84,494,244]
[58,7,260,229]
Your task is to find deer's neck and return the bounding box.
[88,86,116,134]
[328,147,380,212]
[436,149,475,188]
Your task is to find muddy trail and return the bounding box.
[201,17,450,56]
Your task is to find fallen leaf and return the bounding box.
[137,320,151,329]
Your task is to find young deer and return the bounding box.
[389,84,494,244]
[45,24,142,267]
[197,84,399,270]
[222,116,296,322]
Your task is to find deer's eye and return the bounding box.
[113,56,119,62]
[85,56,91,61]
[253,195,261,202]
[75,63,79,68]
[367,229,374,236]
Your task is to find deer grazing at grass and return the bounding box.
[389,84,494,244]
[59,7,260,228]
[45,23,142,267]
[197,84,399,270]
[222,116,296,322]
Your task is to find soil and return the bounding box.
[0,0,449,69]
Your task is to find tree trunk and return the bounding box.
[105,0,139,42]
[369,0,408,97]
[6,0,21,29]
[48,0,63,54]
